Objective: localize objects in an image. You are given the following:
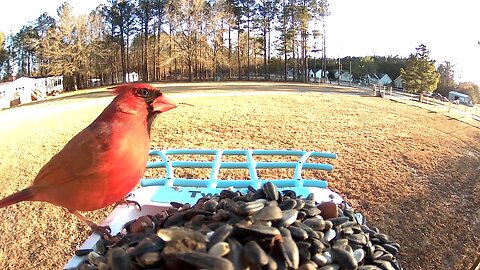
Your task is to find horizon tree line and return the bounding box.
[0,0,329,90]
[0,0,478,103]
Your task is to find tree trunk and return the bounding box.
[283,1,287,81]
[144,20,149,81]
[188,59,193,82]
[303,32,307,83]
[141,30,145,81]
[73,73,78,90]
[27,53,31,77]
[237,21,241,79]
[169,23,173,79]
[322,17,326,83]
[246,16,250,80]
[263,21,267,80]
[228,25,232,79]
[126,31,130,82]
[213,30,217,81]
[153,24,157,81]
[290,19,295,79]
[157,21,162,80]
[120,26,127,83]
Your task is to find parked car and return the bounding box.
[461,100,474,107]
[432,93,448,102]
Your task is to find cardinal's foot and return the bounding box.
[70,210,113,239]
[114,193,142,211]
[88,223,112,239]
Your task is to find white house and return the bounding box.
[339,71,353,82]
[11,77,35,104]
[33,78,47,98]
[0,75,64,109]
[0,82,13,109]
[365,73,392,86]
[393,75,404,89]
[45,76,64,95]
[309,69,324,82]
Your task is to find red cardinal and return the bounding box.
[0,83,176,236]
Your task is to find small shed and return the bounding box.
[127,72,139,82]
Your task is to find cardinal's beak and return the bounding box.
[152,94,177,113]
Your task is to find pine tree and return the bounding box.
[255,0,278,80]
[435,61,457,97]
[400,44,439,94]
[0,32,10,80]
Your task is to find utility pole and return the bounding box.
[338,58,341,85]
[349,60,352,86]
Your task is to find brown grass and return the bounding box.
[0,82,479,269]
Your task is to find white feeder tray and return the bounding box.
[65,149,347,269]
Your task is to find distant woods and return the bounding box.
[0,0,331,89]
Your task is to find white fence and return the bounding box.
[367,85,480,121]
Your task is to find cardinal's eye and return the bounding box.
[139,89,151,98]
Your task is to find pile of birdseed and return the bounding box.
[71,182,402,270]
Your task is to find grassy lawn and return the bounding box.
[0,82,479,269]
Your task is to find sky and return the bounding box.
[1,0,479,84]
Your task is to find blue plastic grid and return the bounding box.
[140,149,337,190]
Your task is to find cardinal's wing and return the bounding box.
[32,123,113,187]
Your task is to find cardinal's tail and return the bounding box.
[0,188,34,208]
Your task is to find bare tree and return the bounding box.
[104,0,137,83]
[43,3,81,89]
[255,0,278,80]
[152,0,168,80]
[35,13,56,76]
[167,0,209,82]
[137,0,154,81]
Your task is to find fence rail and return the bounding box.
[364,85,480,121]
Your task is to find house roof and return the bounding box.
[365,73,392,79]
[449,91,470,98]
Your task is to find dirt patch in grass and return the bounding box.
[0,82,479,269]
